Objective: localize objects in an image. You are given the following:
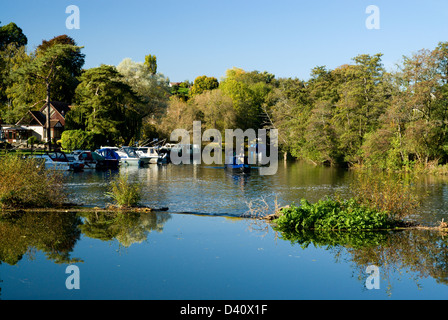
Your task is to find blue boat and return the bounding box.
[95,148,121,170]
[225,154,251,174]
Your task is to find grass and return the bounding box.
[106,173,142,208]
[0,154,66,209]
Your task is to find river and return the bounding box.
[1,161,448,300]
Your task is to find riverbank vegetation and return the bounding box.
[270,167,428,234]
[0,154,66,209]
[274,198,395,232]
[106,173,142,208]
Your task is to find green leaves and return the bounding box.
[71,65,143,145]
[190,75,219,96]
[274,197,393,233]
[60,129,105,152]
[106,173,142,208]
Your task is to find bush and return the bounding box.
[60,130,106,151]
[27,136,39,147]
[274,198,394,232]
[106,173,141,208]
[0,154,66,209]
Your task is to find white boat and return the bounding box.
[29,153,72,171]
[116,147,145,166]
[135,147,168,164]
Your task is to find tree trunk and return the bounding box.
[46,81,51,151]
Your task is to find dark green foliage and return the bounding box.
[70,65,143,146]
[274,198,394,233]
[60,129,106,151]
[0,22,27,50]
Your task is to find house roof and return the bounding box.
[2,126,32,132]
[39,101,71,118]
[29,111,46,126]
[17,101,71,127]
[46,119,63,128]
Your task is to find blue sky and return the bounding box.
[2,0,448,82]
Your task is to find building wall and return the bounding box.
[26,126,45,141]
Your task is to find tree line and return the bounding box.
[1,21,448,170]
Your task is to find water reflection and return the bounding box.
[0,211,172,265]
[0,212,83,265]
[274,225,448,293]
[2,161,448,298]
[2,209,447,296]
[79,211,171,247]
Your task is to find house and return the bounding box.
[0,124,33,144]
[16,101,71,142]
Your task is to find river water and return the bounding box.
[1,161,448,300]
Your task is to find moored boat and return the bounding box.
[225,154,251,174]
[71,150,119,170]
[95,148,121,170]
[116,147,145,166]
[135,146,169,164]
[29,151,84,171]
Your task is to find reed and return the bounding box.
[0,154,66,209]
[106,173,142,208]
[350,169,423,221]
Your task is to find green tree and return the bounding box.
[7,43,84,149]
[69,65,142,146]
[331,54,390,165]
[220,68,274,130]
[190,89,236,132]
[386,45,448,166]
[60,129,106,151]
[7,37,84,111]
[264,77,311,160]
[117,57,170,119]
[34,35,85,104]
[190,75,219,96]
[144,54,157,75]
[0,22,27,50]
[0,22,28,111]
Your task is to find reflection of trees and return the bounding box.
[0,212,82,265]
[79,211,171,247]
[346,230,448,287]
[276,228,448,291]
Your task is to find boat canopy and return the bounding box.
[96,148,120,160]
